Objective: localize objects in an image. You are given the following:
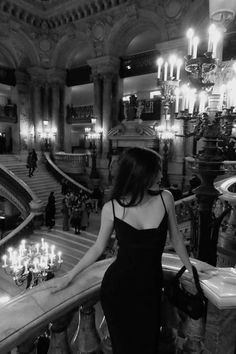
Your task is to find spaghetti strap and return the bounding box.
[160,192,167,213]
[111,199,115,218]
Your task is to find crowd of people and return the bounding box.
[60,181,104,234]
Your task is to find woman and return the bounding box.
[61,198,69,231]
[51,147,213,353]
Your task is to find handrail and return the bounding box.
[44,152,92,194]
[1,253,236,353]
[0,163,37,201]
[0,212,35,248]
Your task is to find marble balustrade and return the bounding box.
[0,254,236,354]
[53,151,90,175]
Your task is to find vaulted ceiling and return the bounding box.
[2,0,230,72]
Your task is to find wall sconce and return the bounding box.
[154,124,177,141]
[91,117,96,125]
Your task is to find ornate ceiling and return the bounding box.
[0,0,212,71]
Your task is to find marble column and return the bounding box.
[93,73,102,129]
[51,83,60,151]
[15,70,32,152]
[32,82,43,148]
[88,56,120,156]
[102,72,113,152]
[48,68,66,152]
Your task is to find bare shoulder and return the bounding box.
[101,200,113,220]
[161,190,175,210]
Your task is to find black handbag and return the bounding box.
[164,265,206,320]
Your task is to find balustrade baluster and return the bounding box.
[76,304,101,354]
[47,312,74,354]
[99,316,112,354]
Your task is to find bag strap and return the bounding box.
[176,265,205,298]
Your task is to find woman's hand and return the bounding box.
[193,262,217,280]
[49,273,73,294]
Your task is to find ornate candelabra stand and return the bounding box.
[2,238,63,289]
[185,112,235,264]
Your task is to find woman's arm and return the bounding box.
[51,201,114,292]
[163,190,214,275]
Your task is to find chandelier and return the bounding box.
[2,238,63,289]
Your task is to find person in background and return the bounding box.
[61,178,69,195]
[26,149,37,177]
[61,198,69,231]
[50,147,214,354]
[70,202,82,234]
[45,192,56,231]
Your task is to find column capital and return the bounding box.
[27,66,66,86]
[47,67,66,86]
[15,70,30,86]
[27,66,46,84]
[88,56,120,76]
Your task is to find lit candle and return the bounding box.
[192,36,199,59]
[208,24,215,53]
[12,251,17,268]
[23,260,29,274]
[18,256,22,269]
[36,243,39,254]
[8,247,13,261]
[175,88,180,113]
[181,84,188,111]
[186,28,194,56]
[212,29,221,58]
[21,239,26,252]
[44,242,48,255]
[164,62,168,81]
[2,255,7,268]
[51,245,55,257]
[33,259,39,272]
[156,57,163,79]
[169,55,176,79]
[189,89,196,114]
[176,59,182,80]
[58,251,62,263]
[41,238,44,250]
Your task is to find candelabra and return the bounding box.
[2,238,63,289]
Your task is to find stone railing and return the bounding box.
[53,151,90,176]
[0,163,44,254]
[66,104,94,124]
[44,152,92,194]
[1,254,236,354]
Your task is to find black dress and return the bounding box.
[100,192,168,354]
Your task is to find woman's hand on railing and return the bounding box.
[49,273,73,293]
[193,262,217,280]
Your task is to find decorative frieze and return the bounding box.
[0,0,130,29]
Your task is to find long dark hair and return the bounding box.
[110,147,162,206]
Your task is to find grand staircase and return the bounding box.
[0,154,100,300]
[0,154,63,218]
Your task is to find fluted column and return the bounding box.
[15,70,32,152]
[88,56,120,155]
[33,82,43,148]
[49,68,66,152]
